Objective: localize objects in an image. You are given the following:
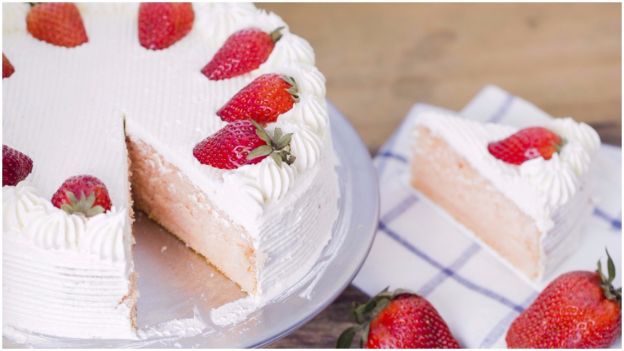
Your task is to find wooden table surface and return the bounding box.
[256,3,622,348]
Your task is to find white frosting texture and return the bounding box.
[4,2,330,224]
[3,2,338,341]
[3,233,136,340]
[415,112,600,233]
[4,181,129,262]
[2,2,28,34]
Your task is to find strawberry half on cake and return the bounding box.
[410,111,600,282]
[3,2,338,340]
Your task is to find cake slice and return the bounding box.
[410,111,600,281]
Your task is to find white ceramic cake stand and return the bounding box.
[3,102,380,348]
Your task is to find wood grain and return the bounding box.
[257,3,621,348]
[259,3,621,151]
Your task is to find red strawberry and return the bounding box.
[138,3,194,50]
[3,145,33,186]
[193,120,295,170]
[337,289,460,348]
[202,27,283,80]
[3,54,15,78]
[26,3,88,48]
[506,250,621,348]
[51,175,112,217]
[217,74,299,124]
[488,127,564,165]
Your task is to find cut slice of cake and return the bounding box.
[410,111,600,282]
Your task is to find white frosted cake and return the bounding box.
[410,111,600,282]
[3,2,339,339]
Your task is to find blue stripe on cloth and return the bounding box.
[418,242,481,297]
[377,151,408,164]
[478,292,537,348]
[376,130,405,176]
[380,195,418,223]
[376,105,427,176]
[593,207,622,231]
[378,221,525,313]
[487,93,514,123]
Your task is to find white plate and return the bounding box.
[4,102,379,348]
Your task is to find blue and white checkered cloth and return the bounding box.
[352,85,622,348]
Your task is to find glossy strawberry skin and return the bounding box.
[3,145,33,186]
[138,3,194,50]
[488,127,563,165]
[506,271,621,348]
[193,120,268,170]
[202,27,280,80]
[217,74,297,124]
[51,175,112,213]
[367,294,460,349]
[3,54,15,78]
[26,3,88,48]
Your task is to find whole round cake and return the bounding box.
[3,2,339,339]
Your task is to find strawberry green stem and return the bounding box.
[247,120,296,167]
[596,249,621,304]
[270,26,284,43]
[337,287,414,348]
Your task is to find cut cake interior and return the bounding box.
[2,2,340,340]
[409,112,600,282]
[412,126,543,279]
[127,136,258,294]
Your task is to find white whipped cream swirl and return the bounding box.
[520,155,580,214]
[82,210,127,261]
[3,181,50,233]
[291,127,323,171]
[25,210,85,250]
[2,3,29,35]
[3,181,128,261]
[269,34,316,66]
[415,112,601,232]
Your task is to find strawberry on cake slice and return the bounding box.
[410,111,600,282]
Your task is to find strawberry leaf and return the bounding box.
[344,287,394,347]
[272,128,283,144]
[606,249,616,283]
[270,26,284,43]
[336,325,359,349]
[597,249,621,303]
[246,122,296,167]
[247,145,273,160]
[282,75,300,102]
[278,132,293,149]
[251,120,271,145]
[60,190,104,218]
[271,152,283,167]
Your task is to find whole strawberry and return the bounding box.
[506,250,621,348]
[138,3,194,50]
[217,74,299,124]
[3,54,15,78]
[193,120,295,170]
[337,289,460,348]
[51,175,112,217]
[488,126,564,165]
[3,145,33,186]
[26,3,88,48]
[202,27,283,80]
